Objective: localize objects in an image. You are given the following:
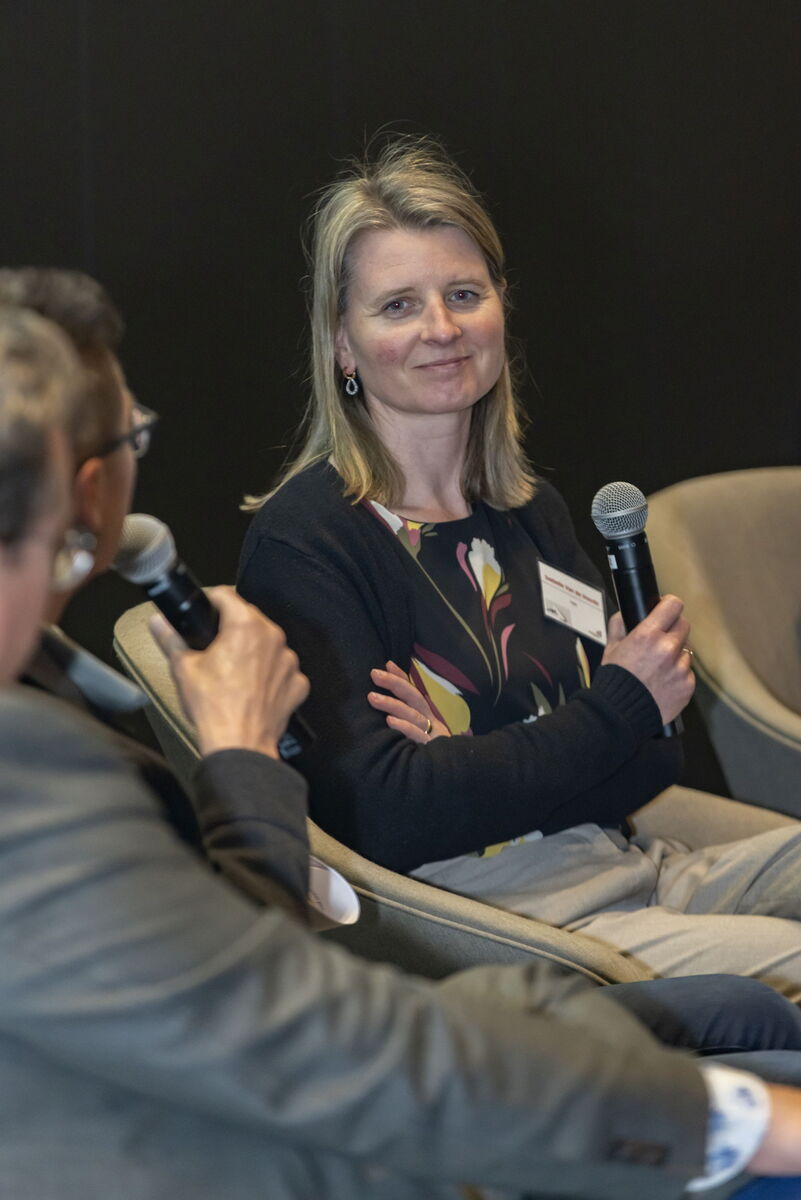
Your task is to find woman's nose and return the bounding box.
[421,299,461,343]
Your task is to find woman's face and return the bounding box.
[335,225,505,433]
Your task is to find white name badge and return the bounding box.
[537,560,607,646]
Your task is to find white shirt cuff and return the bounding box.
[687,1063,771,1191]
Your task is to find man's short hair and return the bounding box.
[0,307,78,547]
[0,268,125,462]
[0,268,123,356]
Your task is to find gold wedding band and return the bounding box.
[424,717,432,736]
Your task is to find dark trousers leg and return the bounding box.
[607,975,801,1055]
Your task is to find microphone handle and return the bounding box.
[604,532,681,738]
[146,562,220,650]
[144,565,314,760]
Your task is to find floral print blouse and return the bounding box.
[367,498,605,856]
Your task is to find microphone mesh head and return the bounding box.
[112,513,176,584]
[591,482,648,538]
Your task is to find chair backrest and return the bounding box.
[112,599,649,985]
[648,467,801,715]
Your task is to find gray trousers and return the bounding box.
[414,820,801,1001]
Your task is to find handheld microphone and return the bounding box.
[590,482,681,738]
[113,514,313,759]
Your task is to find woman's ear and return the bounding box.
[334,323,354,374]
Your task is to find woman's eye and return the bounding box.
[450,289,479,304]
[383,298,410,315]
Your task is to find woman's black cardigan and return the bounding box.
[238,462,681,873]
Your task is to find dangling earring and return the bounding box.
[343,370,359,397]
[51,527,97,592]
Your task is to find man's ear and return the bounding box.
[334,323,354,374]
[72,456,106,535]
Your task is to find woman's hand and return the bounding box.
[149,586,310,760]
[368,660,451,743]
[601,594,695,725]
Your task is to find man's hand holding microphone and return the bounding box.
[112,514,310,762]
[149,586,309,761]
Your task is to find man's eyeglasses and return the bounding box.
[95,402,160,461]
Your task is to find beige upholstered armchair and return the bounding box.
[648,467,801,819]
[113,599,796,983]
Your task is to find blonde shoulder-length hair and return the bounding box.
[245,137,536,511]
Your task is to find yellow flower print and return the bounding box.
[576,637,591,689]
[478,840,508,859]
[466,537,502,608]
[411,657,472,735]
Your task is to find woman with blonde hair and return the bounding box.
[239,137,801,992]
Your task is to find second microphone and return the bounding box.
[591,481,682,739]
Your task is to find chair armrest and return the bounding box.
[310,821,650,984]
[631,784,799,850]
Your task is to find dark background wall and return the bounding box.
[1,0,799,787]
